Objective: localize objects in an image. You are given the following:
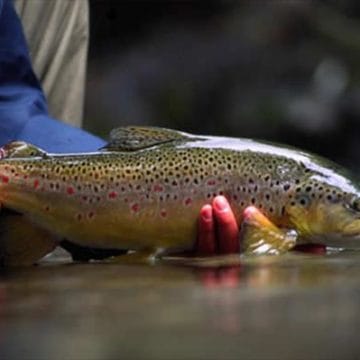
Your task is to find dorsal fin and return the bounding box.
[102,126,201,151]
[0,141,46,159]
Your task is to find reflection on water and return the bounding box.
[1,252,360,359]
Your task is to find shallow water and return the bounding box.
[1,251,360,359]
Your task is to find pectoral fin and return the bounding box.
[102,126,204,151]
[240,206,297,255]
[0,211,58,266]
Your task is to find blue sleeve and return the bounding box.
[0,0,106,153]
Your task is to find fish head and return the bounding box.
[285,178,360,248]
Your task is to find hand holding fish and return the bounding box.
[197,196,326,255]
[197,196,239,255]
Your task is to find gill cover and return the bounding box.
[286,184,360,246]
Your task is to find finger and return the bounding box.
[197,204,217,255]
[213,196,240,254]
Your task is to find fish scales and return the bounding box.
[1,126,360,261]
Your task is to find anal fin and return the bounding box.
[240,206,297,255]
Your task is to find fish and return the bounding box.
[1,126,360,266]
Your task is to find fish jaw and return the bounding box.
[287,198,360,249]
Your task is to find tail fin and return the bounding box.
[0,210,57,266]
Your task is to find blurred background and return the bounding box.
[4,4,360,360]
[85,1,360,173]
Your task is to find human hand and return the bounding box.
[196,196,239,255]
[196,195,326,255]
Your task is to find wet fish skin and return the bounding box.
[0,126,360,263]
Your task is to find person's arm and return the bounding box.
[0,0,105,153]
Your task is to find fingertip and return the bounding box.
[212,195,230,213]
[212,196,240,254]
[213,196,236,226]
[197,204,217,255]
[200,204,213,222]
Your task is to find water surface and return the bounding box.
[1,251,360,359]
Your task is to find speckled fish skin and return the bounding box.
[1,127,360,253]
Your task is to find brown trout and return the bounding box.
[1,126,360,266]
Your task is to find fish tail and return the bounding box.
[0,210,58,267]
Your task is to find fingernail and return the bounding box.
[201,206,212,221]
[214,196,228,212]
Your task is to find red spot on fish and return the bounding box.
[23,175,28,180]
[160,209,167,218]
[233,195,238,201]
[1,175,9,184]
[82,195,88,202]
[33,179,39,189]
[14,173,19,177]
[207,180,216,186]
[185,198,192,206]
[108,191,118,199]
[67,186,75,195]
[154,184,163,192]
[131,203,140,213]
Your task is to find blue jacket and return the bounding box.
[0,0,106,152]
